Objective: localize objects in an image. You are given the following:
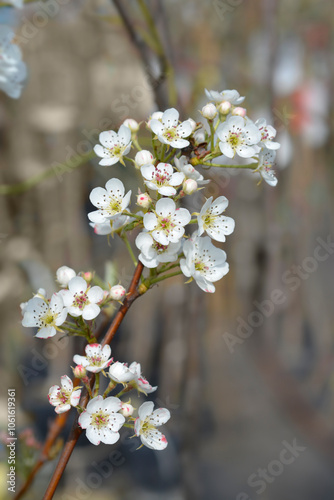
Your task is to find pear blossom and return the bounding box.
[61,276,104,320]
[180,232,229,293]
[48,375,81,414]
[204,88,245,106]
[174,156,209,185]
[120,402,134,417]
[78,395,125,446]
[216,116,261,158]
[73,344,113,373]
[149,108,193,148]
[56,266,76,287]
[108,361,157,394]
[255,118,280,150]
[134,402,170,450]
[143,198,191,246]
[128,362,157,394]
[109,285,126,300]
[136,231,181,268]
[88,178,131,224]
[89,214,131,235]
[93,125,131,166]
[135,150,154,168]
[21,293,67,338]
[255,148,278,187]
[198,196,235,242]
[0,25,27,99]
[141,162,184,196]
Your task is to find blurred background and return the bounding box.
[1,0,334,499]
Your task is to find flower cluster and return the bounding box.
[0,25,27,99]
[20,87,281,454]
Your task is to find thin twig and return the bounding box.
[42,262,144,500]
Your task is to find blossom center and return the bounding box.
[195,260,209,273]
[153,241,168,254]
[41,311,56,327]
[157,216,175,233]
[108,198,122,214]
[73,292,89,310]
[228,132,242,148]
[163,127,177,141]
[92,411,109,429]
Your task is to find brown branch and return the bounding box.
[42,262,144,500]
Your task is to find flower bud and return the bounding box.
[120,402,134,417]
[232,107,247,117]
[123,118,139,132]
[135,150,154,168]
[82,271,93,283]
[218,101,232,115]
[183,178,198,195]
[72,365,87,379]
[56,266,76,287]
[151,111,163,121]
[201,103,217,120]
[109,285,126,301]
[136,192,152,209]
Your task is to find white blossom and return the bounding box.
[48,375,81,414]
[143,198,191,246]
[88,178,131,224]
[201,103,217,120]
[204,88,245,106]
[174,156,209,185]
[198,196,235,242]
[216,116,261,159]
[0,25,27,99]
[56,266,76,287]
[255,148,278,187]
[149,108,193,148]
[108,361,157,394]
[61,276,104,320]
[78,395,125,446]
[255,118,280,150]
[21,293,67,339]
[93,125,131,166]
[89,214,131,235]
[180,232,229,293]
[135,231,181,268]
[73,344,113,373]
[141,162,184,196]
[134,402,170,450]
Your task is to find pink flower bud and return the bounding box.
[109,285,126,301]
[232,107,247,117]
[73,365,87,379]
[183,178,198,195]
[83,271,93,283]
[135,150,154,168]
[56,266,76,287]
[120,402,134,417]
[123,118,139,132]
[136,192,152,209]
[201,103,217,120]
[218,101,232,115]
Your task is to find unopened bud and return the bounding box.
[73,365,87,379]
[183,178,198,195]
[201,103,217,120]
[109,285,126,301]
[218,101,232,115]
[232,107,247,117]
[123,118,139,132]
[56,266,76,287]
[136,192,152,209]
[135,150,154,168]
[187,118,197,132]
[82,271,93,283]
[151,111,163,121]
[120,402,134,417]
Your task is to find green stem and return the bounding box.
[132,137,142,151]
[0,150,95,196]
[120,234,137,266]
[202,162,259,169]
[164,148,176,163]
[208,121,215,151]
[103,380,117,399]
[94,373,100,398]
[149,270,183,285]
